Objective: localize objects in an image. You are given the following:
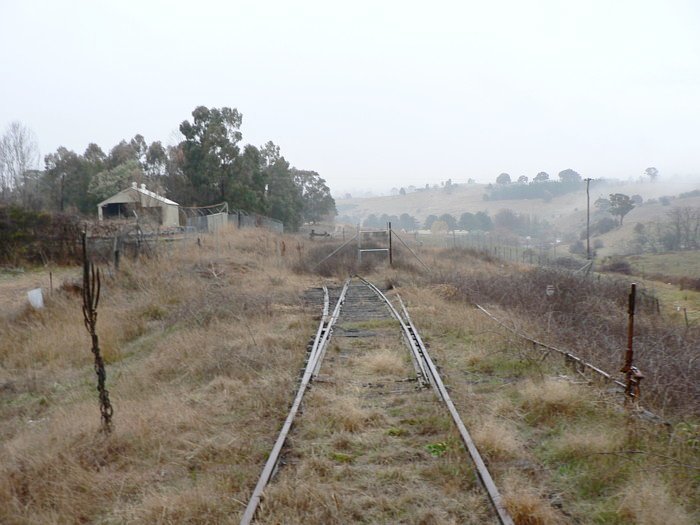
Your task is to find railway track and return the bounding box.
[241,277,513,524]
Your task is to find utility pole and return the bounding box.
[388,222,393,267]
[584,178,592,260]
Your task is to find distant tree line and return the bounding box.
[0,107,336,231]
[488,167,661,203]
[362,209,554,240]
[486,169,593,201]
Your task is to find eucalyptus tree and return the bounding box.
[178,106,243,204]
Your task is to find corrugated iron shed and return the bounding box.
[97,183,179,227]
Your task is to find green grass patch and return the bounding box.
[466,350,544,379]
[425,442,448,457]
[329,452,355,463]
[627,251,700,279]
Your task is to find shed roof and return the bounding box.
[98,183,178,207]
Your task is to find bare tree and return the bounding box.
[0,121,40,205]
[667,206,700,250]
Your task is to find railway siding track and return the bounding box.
[241,277,513,524]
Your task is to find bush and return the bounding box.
[600,258,631,274]
[429,265,699,416]
[679,277,700,292]
[679,189,700,199]
[553,256,587,270]
[0,206,82,266]
[569,241,585,255]
[594,217,617,235]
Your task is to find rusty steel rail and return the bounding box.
[240,280,350,525]
[359,277,514,525]
[474,304,626,389]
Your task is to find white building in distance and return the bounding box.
[97,183,180,227]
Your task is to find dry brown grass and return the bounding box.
[428,258,700,417]
[361,346,406,376]
[308,389,384,433]
[547,424,624,460]
[502,472,566,525]
[0,227,318,524]
[472,417,523,460]
[396,279,698,524]
[616,475,694,525]
[519,379,593,423]
[2,234,697,523]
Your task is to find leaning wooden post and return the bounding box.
[81,232,114,433]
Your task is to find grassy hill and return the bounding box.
[340,179,695,223]
[338,179,700,257]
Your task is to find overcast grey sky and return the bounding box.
[1,0,699,194]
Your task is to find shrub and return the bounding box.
[600,258,632,274]
[428,265,699,416]
[594,217,617,235]
[0,206,82,266]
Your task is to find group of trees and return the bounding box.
[495,169,582,186]
[363,212,491,232]
[363,213,419,231]
[0,107,336,230]
[423,212,495,232]
[630,207,700,253]
[489,168,661,203]
[363,209,553,239]
[487,169,591,201]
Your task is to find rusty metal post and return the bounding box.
[388,222,393,267]
[621,283,637,399]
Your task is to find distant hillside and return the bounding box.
[337,179,700,252]
[595,194,700,256]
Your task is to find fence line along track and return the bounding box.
[474,303,665,423]
[241,277,513,525]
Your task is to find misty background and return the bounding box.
[1,0,699,194]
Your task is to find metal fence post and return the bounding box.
[621,283,642,401]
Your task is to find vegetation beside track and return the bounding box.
[0,229,697,523]
[398,284,697,524]
[0,227,317,523]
